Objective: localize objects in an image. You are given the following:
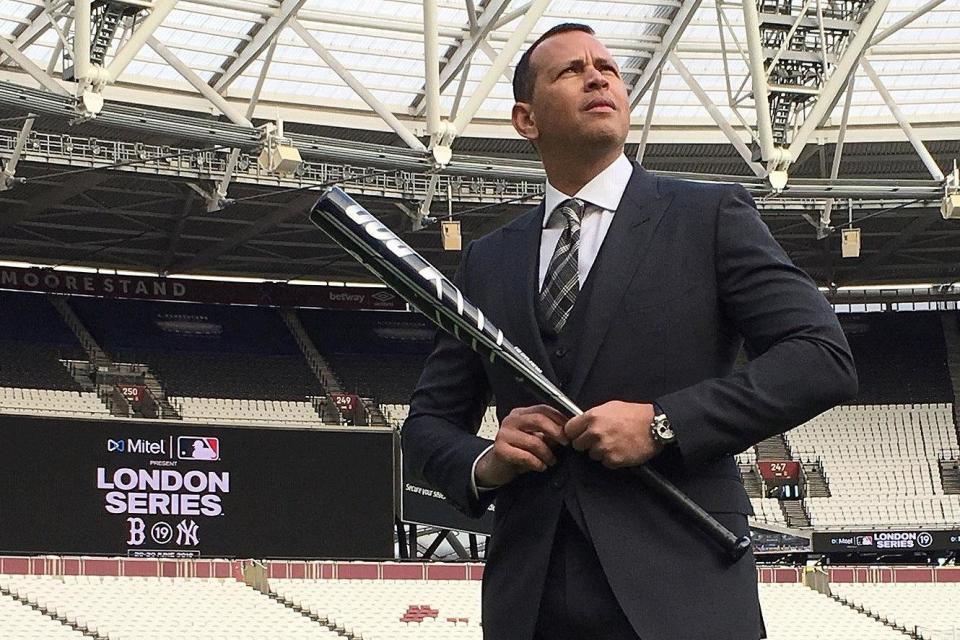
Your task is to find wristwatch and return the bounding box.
[650,404,676,447]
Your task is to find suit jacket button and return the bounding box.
[554,347,567,358]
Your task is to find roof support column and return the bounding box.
[668,52,766,178]
[289,19,426,153]
[861,57,944,182]
[451,0,549,136]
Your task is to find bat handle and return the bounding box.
[632,465,752,562]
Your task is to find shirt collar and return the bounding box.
[542,154,634,228]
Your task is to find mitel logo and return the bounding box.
[107,438,167,455]
[178,437,220,461]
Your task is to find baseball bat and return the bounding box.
[309,186,751,562]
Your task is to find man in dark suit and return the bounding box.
[402,23,857,640]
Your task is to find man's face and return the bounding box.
[515,30,630,152]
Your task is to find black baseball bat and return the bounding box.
[309,186,751,562]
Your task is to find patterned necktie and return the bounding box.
[538,198,585,335]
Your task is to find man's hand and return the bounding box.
[563,401,662,469]
[475,404,569,488]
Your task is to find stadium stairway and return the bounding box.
[803,462,832,497]
[279,308,346,424]
[0,582,105,639]
[741,465,764,498]
[280,308,387,427]
[47,296,181,419]
[829,591,919,639]
[757,434,792,459]
[780,500,812,528]
[265,590,360,639]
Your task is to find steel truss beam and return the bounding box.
[411,0,511,115]
[289,19,426,152]
[860,57,945,182]
[628,0,702,110]
[0,11,53,67]
[146,36,253,128]
[787,0,891,164]
[0,172,110,232]
[106,0,178,82]
[0,127,944,203]
[870,0,950,47]
[212,0,307,92]
[0,32,69,95]
[450,0,549,136]
[668,52,766,178]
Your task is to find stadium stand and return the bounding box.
[171,396,324,427]
[0,292,85,391]
[831,583,960,640]
[0,574,336,640]
[751,498,789,526]
[0,590,84,639]
[66,297,323,401]
[268,579,915,640]
[273,577,481,639]
[4,561,960,640]
[382,404,499,440]
[298,309,433,404]
[839,313,954,405]
[0,388,109,418]
[759,583,911,640]
[788,404,960,528]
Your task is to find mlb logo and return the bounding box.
[177,436,220,461]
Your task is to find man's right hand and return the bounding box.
[475,404,569,488]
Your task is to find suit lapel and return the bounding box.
[566,164,675,400]
[500,204,559,383]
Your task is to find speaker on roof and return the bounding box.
[441,220,461,251]
[841,228,861,259]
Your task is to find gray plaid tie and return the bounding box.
[538,198,585,335]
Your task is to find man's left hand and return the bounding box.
[563,401,663,468]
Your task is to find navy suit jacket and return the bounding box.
[402,164,857,640]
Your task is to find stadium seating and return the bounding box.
[298,309,433,404]
[271,578,913,640]
[171,396,324,427]
[66,297,323,401]
[0,387,109,418]
[1,591,84,639]
[0,292,85,391]
[751,498,788,526]
[383,404,499,440]
[273,578,481,639]
[0,574,336,640]
[787,404,960,528]
[839,313,954,405]
[759,583,909,640]
[831,583,960,639]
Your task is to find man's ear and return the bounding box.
[512,102,539,142]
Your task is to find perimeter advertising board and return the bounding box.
[401,455,494,536]
[0,415,396,559]
[812,529,960,553]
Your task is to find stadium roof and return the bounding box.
[0,1,958,287]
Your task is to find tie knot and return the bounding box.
[550,198,584,229]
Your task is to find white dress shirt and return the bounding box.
[471,154,635,497]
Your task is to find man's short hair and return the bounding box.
[513,23,595,103]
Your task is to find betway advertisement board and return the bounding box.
[812,529,960,553]
[0,415,396,559]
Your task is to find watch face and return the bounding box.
[654,417,675,442]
